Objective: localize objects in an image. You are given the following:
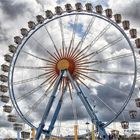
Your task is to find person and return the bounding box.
[109,133,113,140]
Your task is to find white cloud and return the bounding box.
[0,0,140,138]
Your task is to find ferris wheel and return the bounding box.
[0,2,140,140]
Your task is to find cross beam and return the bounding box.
[35,70,65,139]
[67,70,109,140]
[35,70,109,140]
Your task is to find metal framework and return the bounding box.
[6,4,137,139]
[35,70,109,139]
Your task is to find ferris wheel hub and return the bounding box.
[57,59,69,70]
[55,58,75,74]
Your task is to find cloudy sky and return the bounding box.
[0,0,140,138]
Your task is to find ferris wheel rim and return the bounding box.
[8,10,137,132]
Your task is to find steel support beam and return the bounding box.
[17,130,20,140]
[67,70,109,140]
[45,82,68,138]
[35,70,64,140]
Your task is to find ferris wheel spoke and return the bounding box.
[70,17,95,58]
[71,43,90,61]
[137,70,140,74]
[83,24,111,53]
[94,95,117,115]
[25,82,55,118]
[16,82,47,102]
[76,37,123,61]
[15,66,49,70]
[68,82,73,100]
[76,72,99,84]
[46,82,68,137]
[15,66,54,71]
[32,37,49,54]
[59,49,63,58]
[92,53,132,65]
[67,15,78,57]
[46,49,59,62]
[41,73,57,86]
[71,96,78,123]
[13,72,48,85]
[65,47,68,58]
[59,17,66,56]
[76,77,90,90]
[137,78,140,82]
[25,94,48,118]
[90,24,111,46]
[32,37,59,60]
[78,53,132,65]
[67,81,78,123]
[77,72,130,95]
[137,65,140,68]
[77,68,134,76]
[16,74,57,102]
[90,37,124,59]
[44,26,61,58]
[22,50,55,64]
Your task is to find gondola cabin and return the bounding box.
[85,3,93,12]
[114,14,122,23]
[7,115,17,122]
[45,10,53,19]
[121,121,129,129]
[21,131,30,139]
[4,54,12,63]
[20,28,28,37]
[105,9,113,18]
[1,64,9,72]
[0,85,8,93]
[129,29,137,38]
[14,36,22,45]
[95,5,103,14]
[55,6,63,15]
[3,105,12,113]
[122,20,130,30]
[65,4,73,13]
[0,95,9,103]
[75,3,83,12]
[13,123,23,131]
[0,75,8,82]
[135,38,140,48]
[129,110,137,119]
[8,45,16,53]
[36,15,44,24]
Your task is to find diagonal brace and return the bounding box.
[67,70,109,140]
[45,81,68,138]
[35,70,65,140]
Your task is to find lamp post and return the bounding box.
[86,122,90,140]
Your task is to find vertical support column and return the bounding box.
[17,129,20,140]
[31,128,36,139]
[92,124,95,140]
[67,70,109,140]
[74,124,78,140]
[35,70,64,140]
[45,82,68,138]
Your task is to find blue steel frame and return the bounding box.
[67,70,109,140]
[8,10,137,139]
[36,70,109,140]
[45,81,68,138]
[35,70,65,139]
[17,130,20,140]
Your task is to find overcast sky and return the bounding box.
[0,0,140,138]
